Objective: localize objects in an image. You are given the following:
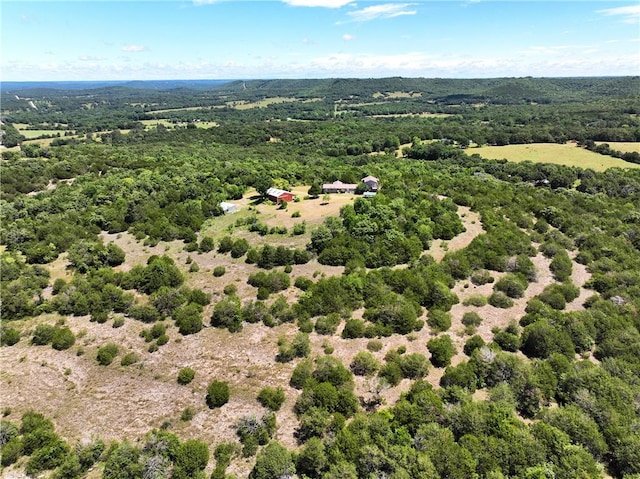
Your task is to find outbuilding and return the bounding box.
[361,175,380,191]
[219,202,238,214]
[322,180,357,194]
[266,187,295,203]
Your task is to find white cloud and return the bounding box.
[121,44,147,52]
[345,3,416,22]
[597,5,640,24]
[79,55,105,62]
[282,0,352,7]
[342,34,354,41]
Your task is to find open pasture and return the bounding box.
[227,96,320,110]
[468,142,640,171]
[595,141,640,153]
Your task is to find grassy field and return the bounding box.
[468,142,640,172]
[595,141,640,153]
[227,97,320,110]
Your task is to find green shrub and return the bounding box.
[96,343,119,365]
[399,353,429,379]
[494,331,521,352]
[494,273,528,298]
[462,294,487,307]
[342,319,366,339]
[112,317,125,328]
[174,439,209,477]
[1,437,22,466]
[198,237,215,253]
[427,309,452,332]
[290,359,314,389]
[180,407,196,422]
[314,313,341,335]
[379,362,403,386]
[471,269,494,285]
[489,291,514,308]
[177,367,196,385]
[213,266,226,277]
[367,339,383,352]
[350,351,380,376]
[230,239,250,259]
[294,276,313,291]
[128,304,163,323]
[464,335,485,356]
[224,284,238,296]
[427,335,456,368]
[257,386,286,411]
[1,326,20,346]
[206,380,230,408]
[120,352,139,366]
[188,262,200,273]
[31,324,56,345]
[461,312,483,327]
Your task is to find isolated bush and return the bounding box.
[462,294,488,307]
[427,335,456,368]
[206,380,230,408]
[177,367,196,385]
[399,353,429,379]
[96,343,119,366]
[471,269,494,285]
[257,387,286,411]
[367,339,383,352]
[198,237,215,253]
[461,312,483,327]
[120,352,139,366]
[350,351,380,376]
[494,273,527,298]
[489,291,514,308]
[213,266,226,277]
[379,362,403,386]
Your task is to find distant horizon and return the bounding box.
[2,1,638,81]
[2,74,638,91]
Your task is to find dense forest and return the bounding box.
[1,77,639,479]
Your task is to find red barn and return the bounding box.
[266,187,295,203]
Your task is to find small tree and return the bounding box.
[308,183,322,198]
[427,335,456,368]
[177,367,196,385]
[206,380,230,408]
[96,343,119,366]
[257,387,286,411]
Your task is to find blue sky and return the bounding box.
[1,0,639,80]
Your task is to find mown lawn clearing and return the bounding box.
[467,142,640,171]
